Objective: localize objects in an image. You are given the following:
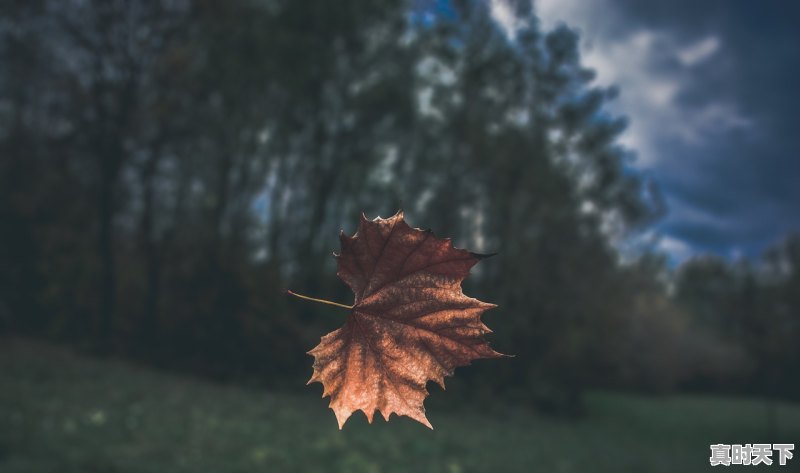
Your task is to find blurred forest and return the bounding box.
[1,0,799,414]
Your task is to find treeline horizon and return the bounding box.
[1,0,798,412]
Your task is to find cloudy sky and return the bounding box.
[524,0,800,263]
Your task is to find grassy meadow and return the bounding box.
[1,338,798,473]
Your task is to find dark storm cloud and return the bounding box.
[535,0,800,260]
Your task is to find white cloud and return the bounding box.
[678,36,720,66]
[490,0,518,36]
[656,235,694,265]
[486,1,779,262]
[667,200,731,229]
[534,0,752,168]
[616,228,697,266]
[531,0,764,262]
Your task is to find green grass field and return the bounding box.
[1,338,798,472]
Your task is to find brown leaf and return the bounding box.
[307,211,503,429]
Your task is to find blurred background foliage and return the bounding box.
[1,0,799,437]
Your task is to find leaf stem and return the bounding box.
[286,290,353,310]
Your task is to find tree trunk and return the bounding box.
[138,145,164,357]
[96,150,118,350]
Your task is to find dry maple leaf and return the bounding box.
[290,211,503,429]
